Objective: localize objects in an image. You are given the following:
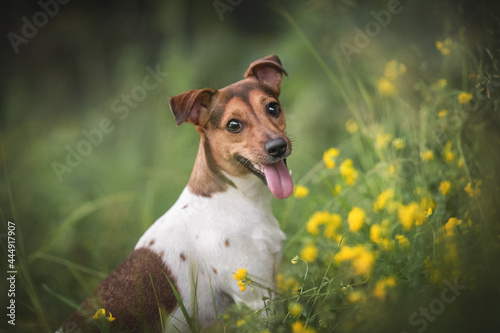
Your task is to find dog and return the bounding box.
[59,55,293,332]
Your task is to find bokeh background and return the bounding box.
[1,0,500,332]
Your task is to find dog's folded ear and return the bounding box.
[169,88,217,126]
[244,55,288,96]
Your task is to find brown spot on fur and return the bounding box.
[195,235,199,240]
[182,204,188,209]
[62,248,178,332]
[148,239,155,247]
[212,267,218,274]
[180,252,186,261]
[224,239,230,247]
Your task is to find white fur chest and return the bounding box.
[135,175,285,330]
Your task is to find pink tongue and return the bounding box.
[262,160,294,199]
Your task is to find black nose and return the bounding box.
[265,138,287,158]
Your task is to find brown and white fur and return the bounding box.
[59,55,294,332]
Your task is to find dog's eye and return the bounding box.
[267,102,281,117]
[226,119,242,133]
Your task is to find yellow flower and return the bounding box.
[233,268,247,281]
[444,242,459,265]
[436,40,451,55]
[288,302,303,317]
[373,188,395,211]
[398,202,426,230]
[292,321,317,333]
[335,245,376,277]
[395,234,411,248]
[92,309,105,320]
[444,217,462,237]
[383,60,406,80]
[392,138,405,150]
[378,77,396,96]
[346,119,358,133]
[435,79,447,90]
[294,185,309,198]
[464,180,482,198]
[323,147,339,169]
[107,312,116,322]
[370,224,382,244]
[353,250,376,277]
[340,159,359,185]
[301,244,318,263]
[324,214,342,239]
[458,92,473,104]
[439,181,451,195]
[438,109,447,117]
[347,290,365,303]
[92,308,115,322]
[236,319,246,327]
[420,150,434,162]
[306,211,330,235]
[333,184,342,195]
[376,133,392,149]
[277,274,300,294]
[373,277,397,300]
[348,207,366,232]
[233,268,250,292]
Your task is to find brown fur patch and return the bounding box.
[224,239,230,247]
[61,248,178,332]
[180,252,186,261]
[148,239,155,247]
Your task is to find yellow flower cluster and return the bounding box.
[443,141,454,162]
[383,60,407,80]
[335,245,376,277]
[301,244,319,263]
[277,273,300,294]
[377,77,396,97]
[438,109,447,118]
[339,159,359,185]
[345,119,358,133]
[375,132,392,150]
[392,138,405,150]
[439,181,451,196]
[373,188,395,212]
[294,185,309,198]
[288,302,303,317]
[92,308,115,322]
[377,60,406,97]
[395,234,411,248]
[306,211,342,239]
[373,277,396,300]
[443,217,462,237]
[233,268,250,292]
[292,321,317,333]
[420,150,434,162]
[323,147,339,169]
[436,38,452,55]
[398,202,426,230]
[348,207,366,232]
[458,92,473,104]
[464,180,482,198]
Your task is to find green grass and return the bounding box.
[2,1,500,332]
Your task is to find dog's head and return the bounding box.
[169,55,293,199]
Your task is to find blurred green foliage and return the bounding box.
[1,0,499,332]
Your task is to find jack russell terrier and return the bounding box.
[59,54,294,332]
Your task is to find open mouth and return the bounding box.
[236,155,294,199]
